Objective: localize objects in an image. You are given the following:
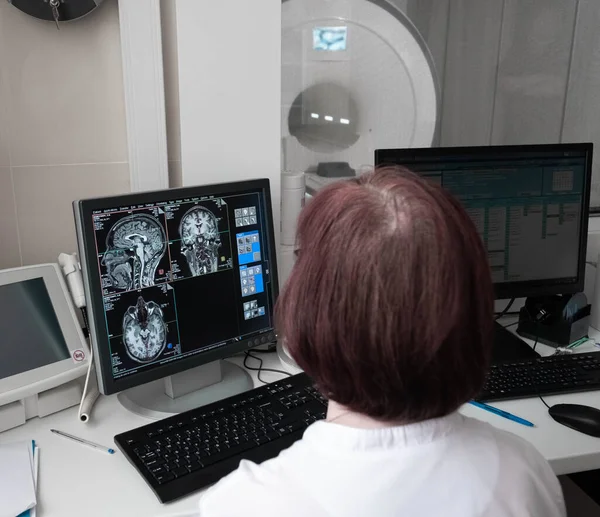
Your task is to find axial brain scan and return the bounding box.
[122,296,167,363]
[102,214,166,290]
[179,206,222,276]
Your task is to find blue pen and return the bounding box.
[469,400,535,427]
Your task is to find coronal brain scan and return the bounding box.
[122,296,167,363]
[102,214,166,290]
[179,206,222,276]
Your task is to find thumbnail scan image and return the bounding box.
[122,295,167,363]
[178,206,222,276]
[102,214,167,290]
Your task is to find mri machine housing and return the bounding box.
[279,0,440,369]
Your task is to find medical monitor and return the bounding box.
[375,144,593,300]
[0,263,88,408]
[74,179,279,398]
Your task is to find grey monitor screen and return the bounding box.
[375,144,592,299]
[0,277,70,380]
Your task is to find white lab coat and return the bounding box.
[198,412,565,517]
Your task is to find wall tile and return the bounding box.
[0,1,128,166]
[562,0,600,209]
[440,0,503,146]
[13,163,130,265]
[0,76,9,167]
[0,167,21,268]
[491,0,577,145]
[406,0,450,126]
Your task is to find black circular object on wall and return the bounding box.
[7,0,104,22]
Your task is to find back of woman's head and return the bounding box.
[276,166,494,423]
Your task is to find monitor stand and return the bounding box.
[491,321,540,363]
[117,360,253,420]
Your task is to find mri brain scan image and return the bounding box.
[179,206,222,276]
[122,296,167,363]
[102,214,166,290]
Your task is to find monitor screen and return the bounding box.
[313,26,348,51]
[0,277,70,381]
[375,144,592,299]
[75,180,278,394]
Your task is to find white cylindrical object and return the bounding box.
[590,253,600,331]
[281,172,305,246]
[58,253,86,308]
[79,387,99,423]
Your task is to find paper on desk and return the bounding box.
[25,446,40,517]
[0,441,37,517]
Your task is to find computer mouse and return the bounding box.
[548,404,600,438]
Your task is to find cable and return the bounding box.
[80,306,90,338]
[502,320,519,329]
[248,348,277,354]
[531,337,551,409]
[78,346,100,422]
[495,298,516,320]
[244,351,292,384]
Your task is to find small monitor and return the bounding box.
[0,264,88,406]
[375,144,593,299]
[74,179,279,397]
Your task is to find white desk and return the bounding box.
[3,340,600,517]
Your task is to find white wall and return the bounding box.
[405,0,600,301]
[175,0,282,250]
[407,0,600,210]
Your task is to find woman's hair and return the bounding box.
[276,166,494,423]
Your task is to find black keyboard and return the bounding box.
[114,373,327,503]
[479,351,600,402]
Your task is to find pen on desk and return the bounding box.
[469,400,535,428]
[51,429,116,455]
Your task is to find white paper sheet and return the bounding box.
[0,441,37,517]
[30,447,40,517]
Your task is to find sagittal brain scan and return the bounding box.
[122,296,167,363]
[102,214,167,290]
[178,206,222,276]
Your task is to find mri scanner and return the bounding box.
[278,0,440,371]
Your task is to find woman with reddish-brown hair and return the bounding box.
[199,167,565,517]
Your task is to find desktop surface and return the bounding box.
[2,343,600,517]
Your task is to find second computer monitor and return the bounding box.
[375,144,593,299]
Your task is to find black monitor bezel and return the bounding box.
[74,178,279,395]
[375,143,593,300]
